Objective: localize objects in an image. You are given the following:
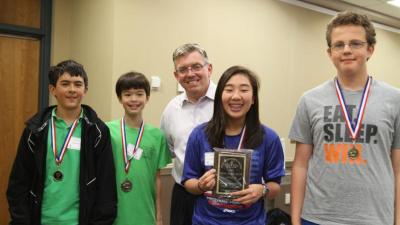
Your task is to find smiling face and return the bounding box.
[119,88,148,117]
[327,25,374,78]
[174,51,212,102]
[50,72,87,112]
[221,74,254,124]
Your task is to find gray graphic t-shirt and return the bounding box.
[289,79,400,225]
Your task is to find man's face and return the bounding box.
[327,25,374,77]
[174,51,212,101]
[50,72,87,111]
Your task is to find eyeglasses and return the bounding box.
[176,63,208,74]
[330,40,367,52]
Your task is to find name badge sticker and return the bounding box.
[68,137,81,150]
[204,152,214,166]
[133,148,143,160]
[127,144,135,159]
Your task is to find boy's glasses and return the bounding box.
[176,63,208,74]
[330,40,367,52]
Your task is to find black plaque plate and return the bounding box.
[213,148,251,197]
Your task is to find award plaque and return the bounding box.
[213,148,252,198]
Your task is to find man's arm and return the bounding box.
[160,112,175,157]
[291,142,313,225]
[392,149,400,225]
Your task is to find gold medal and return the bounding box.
[335,77,372,162]
[348,146,359,159]
[53,170,63,181]
[121,179,132,192]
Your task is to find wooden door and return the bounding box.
[0,0,42,223]
[0,34,40,225]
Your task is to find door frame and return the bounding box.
[0,0,52,109]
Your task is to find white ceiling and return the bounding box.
[297,0,400,29]
[341,0,400,19]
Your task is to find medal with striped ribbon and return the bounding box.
[50,117,79,181]
[334,76,372,159]
[237,126,246,150]
[120,117,144,192]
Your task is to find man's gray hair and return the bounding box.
[172,43,209,66]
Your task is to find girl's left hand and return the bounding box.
[230,184,264,205]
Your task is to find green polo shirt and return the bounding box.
[106,119,172,225]
[41,108,83,225]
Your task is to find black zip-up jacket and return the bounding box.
[7,105,117,225]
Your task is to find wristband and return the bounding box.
[262,184,269,197]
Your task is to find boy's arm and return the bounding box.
[291,142,313,225]
[7,128,35,224]
[392,149,400,225]
[156,170,163,225]
[160,114,175,157]
[91,126,117,225]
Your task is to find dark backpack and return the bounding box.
[266,208,292,225]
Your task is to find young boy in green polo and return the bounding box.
[7,60,117,225]
[107,71,171,225]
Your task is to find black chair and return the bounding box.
[266,208,292,225]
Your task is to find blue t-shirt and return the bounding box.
[182,123,285,225]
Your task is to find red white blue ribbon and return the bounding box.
[237,126,246,150]
[334,76,372,142]
[50,117,79,166]
[120,117,144,173]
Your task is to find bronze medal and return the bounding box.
[348,146,359,159]
[121,179,132,192]
[53,170,63,181]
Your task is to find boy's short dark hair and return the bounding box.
[48,60,88,89]
[326,11,376,47]
[115,71,150,99]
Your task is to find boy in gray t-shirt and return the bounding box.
[289,11,400,225]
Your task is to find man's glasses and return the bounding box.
[176,63,208,74]
[330,40,367,52]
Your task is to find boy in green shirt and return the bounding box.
[107,71,172,225]
[7,60,117,225]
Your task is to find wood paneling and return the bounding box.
[0,35,40,225]
[0,0,41,28]
[160,166,174,225]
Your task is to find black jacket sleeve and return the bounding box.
[7,128,35,225]
[89,125,117,225]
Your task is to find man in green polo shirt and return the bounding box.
[7,60,117,225]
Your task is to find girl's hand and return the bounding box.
[230,184,264,205]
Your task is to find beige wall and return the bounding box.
[52,0,115,120]
[52,0,400,161]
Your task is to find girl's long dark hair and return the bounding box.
[206,65,263,149]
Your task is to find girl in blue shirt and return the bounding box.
[182,65,285,225]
